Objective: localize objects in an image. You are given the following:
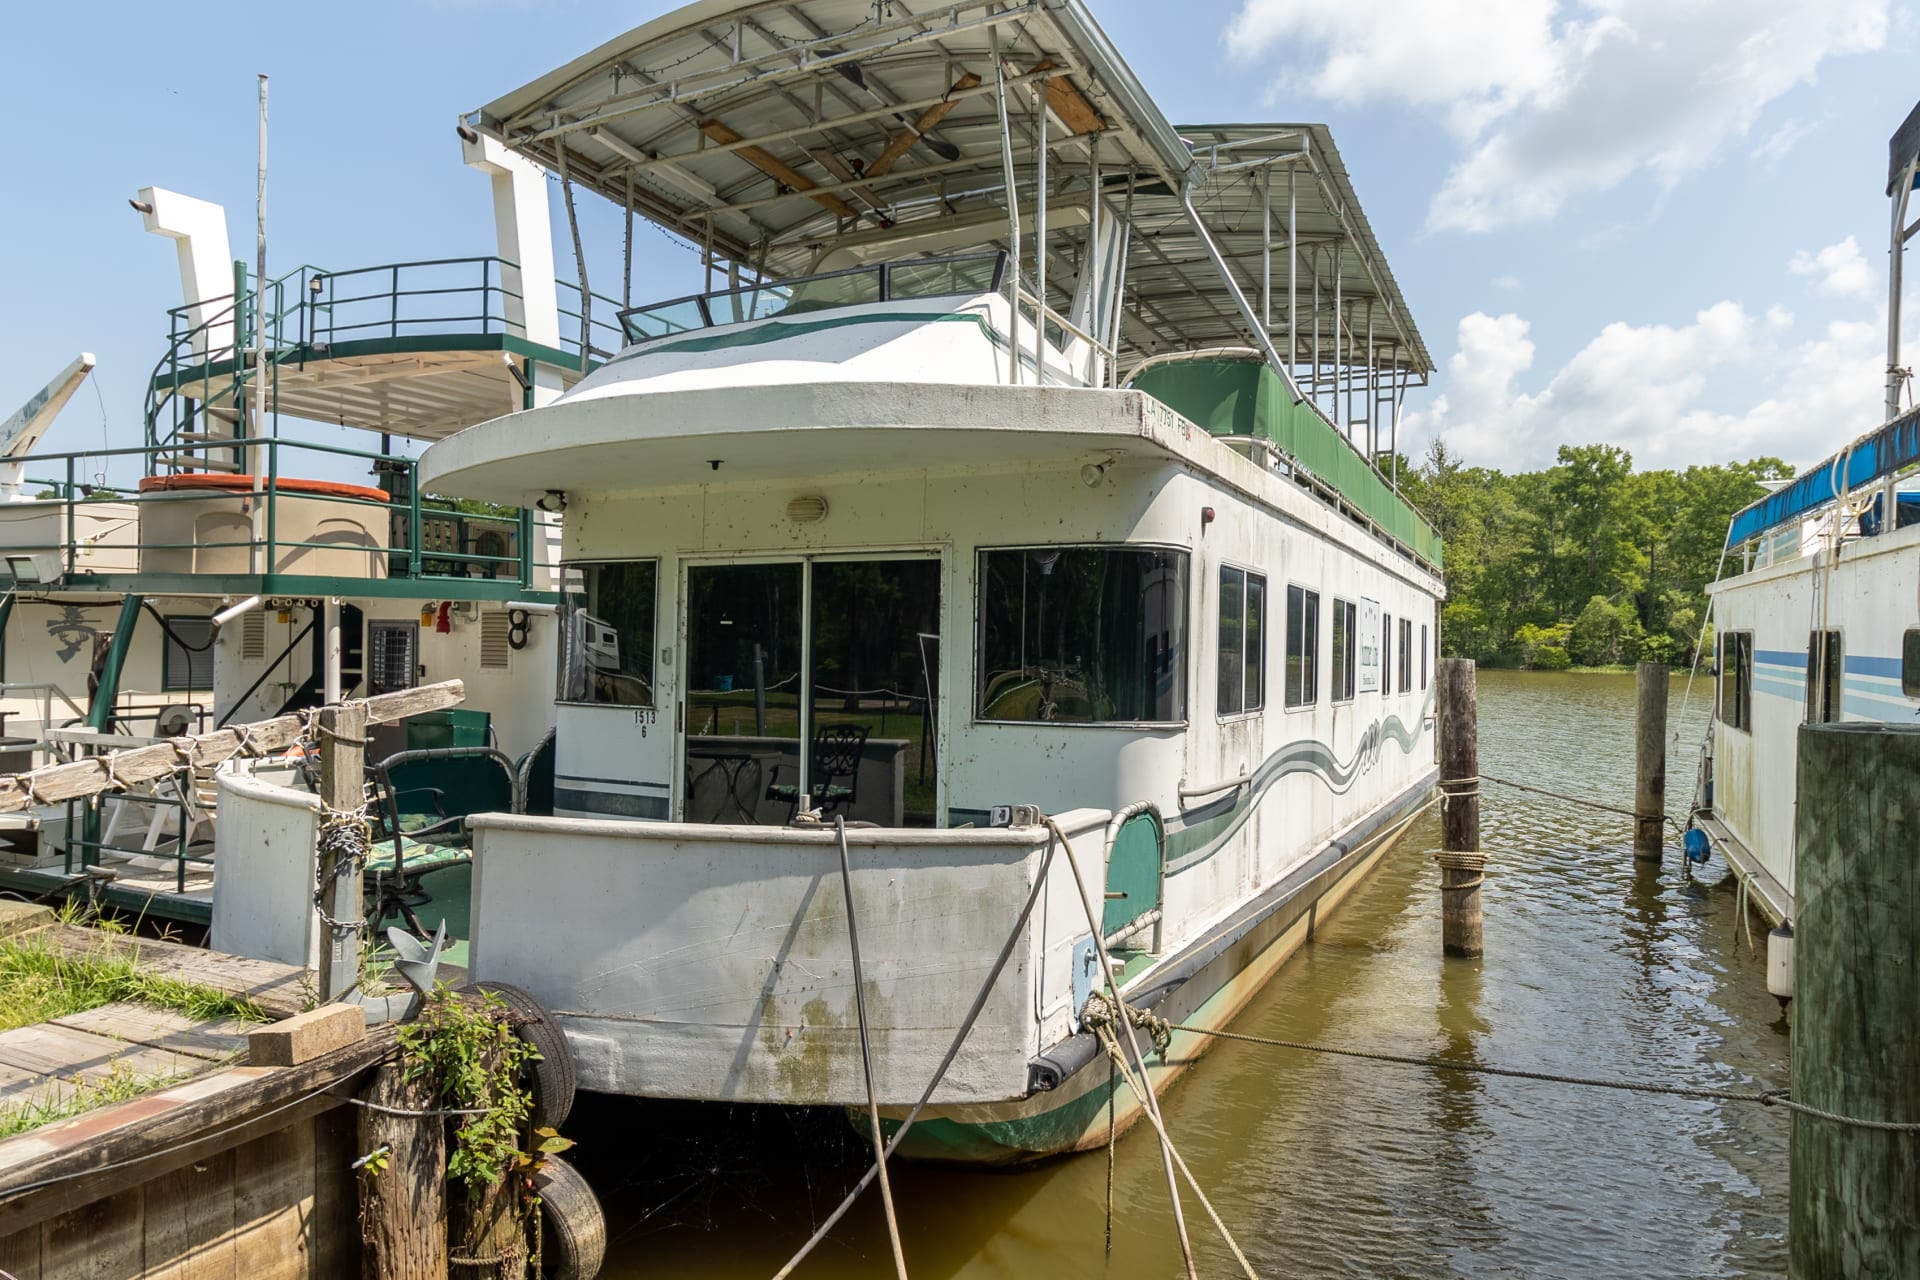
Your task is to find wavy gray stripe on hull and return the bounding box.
[1166,686,1435,875]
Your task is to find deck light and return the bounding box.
[536,490,568,513]
[1201,506,1216,527]
[1080,461,1110,488]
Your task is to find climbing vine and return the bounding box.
[398,986,544,1197]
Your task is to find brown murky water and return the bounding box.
[572,670,1790,1278]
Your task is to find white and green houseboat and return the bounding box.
[431,0,1445,1162]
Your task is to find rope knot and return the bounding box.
[1080,989,1173,1055]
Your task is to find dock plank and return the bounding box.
[35,926,308,1019]
[231,1120,314,1276]
[0,1025,207,1087]
[140,1146,236,1280]
[40,1184,143,1279]
[50,1004,249,1062]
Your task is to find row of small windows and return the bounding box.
[1266,581,1425,712]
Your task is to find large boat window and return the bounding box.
[1905,628,1920,697]
[1398,617,1414,693]
[1285,585,1318,709]
[1217,566,1266,716]
[977,547,1187,724]
[1421,623,1430,690]
[618,252,1005,344]
[1719,631,1752,730]
[560,561,657,706]
[1805,629,1842,724]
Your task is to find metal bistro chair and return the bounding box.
[365,746,519,937]
[766,723,870,823]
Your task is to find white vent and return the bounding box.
[786,494,829,524]
[480,612,511,670]
[240,611,265,661]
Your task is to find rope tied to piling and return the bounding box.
[1433,848,1487,892]
[1079,988,1173,1056]
[1436,775,1481,810]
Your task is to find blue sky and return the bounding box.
[1,0,1913,481]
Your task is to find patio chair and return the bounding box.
[766,723,870,822]
[365,746,518,936]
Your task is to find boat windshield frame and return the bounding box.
[616,251,1006,344]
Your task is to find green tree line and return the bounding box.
[1399,442,1793,669]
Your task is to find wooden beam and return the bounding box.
[0,680,464,815]
[1027,59,1103,136]
[865,72,982,178]
[696,119,859,220]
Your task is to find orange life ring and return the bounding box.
[137,474,392,504]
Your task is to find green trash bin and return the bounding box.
[407,709,492,751]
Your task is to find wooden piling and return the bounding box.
[1435,658,1484,958]
[1790,723,1920,1279]
[315,701,368,1003]
[357,1061,448,1280]
[1633,661,1668,862]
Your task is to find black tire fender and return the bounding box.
[534,1154,607,1280]
[459,980,577,1131]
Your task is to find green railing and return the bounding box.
[145,256,624,453]
[18,437,541,588]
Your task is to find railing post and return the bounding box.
[64,456,76,578]
[391,265,400,339]
[265,441,279,575]
[407,463,423,580]
[518,508,534,587]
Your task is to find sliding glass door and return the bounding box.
[683,557,940,826]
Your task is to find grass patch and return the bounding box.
[0,1062,191,1141]
[0,925,271,1035]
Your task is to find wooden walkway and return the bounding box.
[0,903,310,1120]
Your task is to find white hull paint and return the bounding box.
[1704,519,1920,924]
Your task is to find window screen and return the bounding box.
[1398,617,1414,693]
[162,617,214,691]
[368,621,419,695]
[1904,628,1920,698]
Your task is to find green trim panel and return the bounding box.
[1130,358,1443,568]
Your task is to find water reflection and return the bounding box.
[580,671,1789,1279]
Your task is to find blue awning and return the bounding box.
[1727,406,1920,546]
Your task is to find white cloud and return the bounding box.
[1227,0,1887,232]
[1789,236,1875,298]
[1492,274,1522,292]
[1403,302,1885,471]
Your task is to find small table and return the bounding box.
[686,749,780,823]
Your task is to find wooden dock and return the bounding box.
[0,901,389,1278]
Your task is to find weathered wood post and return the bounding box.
[315,700,368,1002]
[1633,661,1668,862]
[358,1061,449,1279]
[1435,658,1483,957]
[1790,723,1920,1279]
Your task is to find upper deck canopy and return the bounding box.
[464,0,1431,378]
